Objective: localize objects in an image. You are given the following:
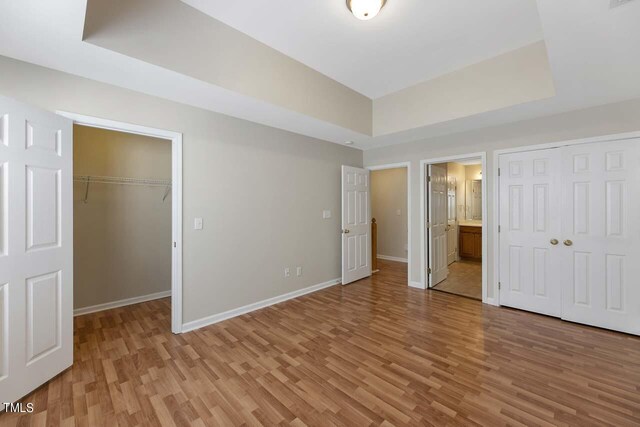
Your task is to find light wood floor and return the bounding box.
[433,260,482,300]
[3,260,640,426]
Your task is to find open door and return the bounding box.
[341,166,371,285]
[427,164,448,287]
[0,96,73,407]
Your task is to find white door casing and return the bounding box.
[560,140,640,335]
[0,96,73,406]
[428,164,448,287]
[447,176,457,265]
[341,166,371,285]
[499,148,563,317]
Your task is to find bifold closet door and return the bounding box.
[560,139,640,335]
[499,148,563,317]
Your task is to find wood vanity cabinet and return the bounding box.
[459,226,482,260]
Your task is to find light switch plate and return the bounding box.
[194,217,203,230]
[322,210,332,219]
[396,209,402,216]
[296,267,302,277]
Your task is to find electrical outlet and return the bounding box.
[322,210,332,219]
[296,267,302,277]
[284,268,291,278]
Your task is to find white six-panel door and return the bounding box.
[428,164,448,287]
[499,148,563,317]
[560,140,640,335]
[499,138,640,335]
[341,166,371,285]
[0,96,73,406]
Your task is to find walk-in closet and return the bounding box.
[73,125,172,316]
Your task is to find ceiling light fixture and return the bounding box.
[346,0,387,21]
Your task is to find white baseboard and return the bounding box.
[409,281,425,289]
[182,278,341,333]
[377,255,408,263]
[74,290,171,316]
[484,297,499,306]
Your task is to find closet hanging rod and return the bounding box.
[73,175,171,187]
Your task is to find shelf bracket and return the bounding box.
[83,176,90,204]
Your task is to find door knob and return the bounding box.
[342,229,350,234]
[563,239,573,246]
[550,238,559,245]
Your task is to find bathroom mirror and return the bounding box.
[465,179,482,220]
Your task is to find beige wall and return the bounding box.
[0,55,362,324]
[73,126,171,309]
[364,96,640,297]
[371,168,408,260]
[83,0,372,135]
[465,164,482,181]
[373,41,555,136]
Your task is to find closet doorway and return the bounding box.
[496,135,640,335]
[60,112,183,333]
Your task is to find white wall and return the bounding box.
[73,125,171,309]
[364,96,640,300]
[371,168,408,260]
[0,55,363,325]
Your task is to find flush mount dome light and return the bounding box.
[346,0,387,20]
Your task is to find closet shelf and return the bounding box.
[74,175,172,203]
[73,175,171,187]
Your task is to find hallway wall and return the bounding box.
[371,168,408,261]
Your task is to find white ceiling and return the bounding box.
[0,0,368,144]
[1,0,640,150]
[180,0,544,98]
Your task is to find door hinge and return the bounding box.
[428,267,432,275]
[426,221,431,229]
[498,282,501,290]
[498,168,501,177]
[173,242,177,248]
[498,225,501,233]
[427,176,431,182]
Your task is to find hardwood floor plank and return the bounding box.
[3,259,640,426]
